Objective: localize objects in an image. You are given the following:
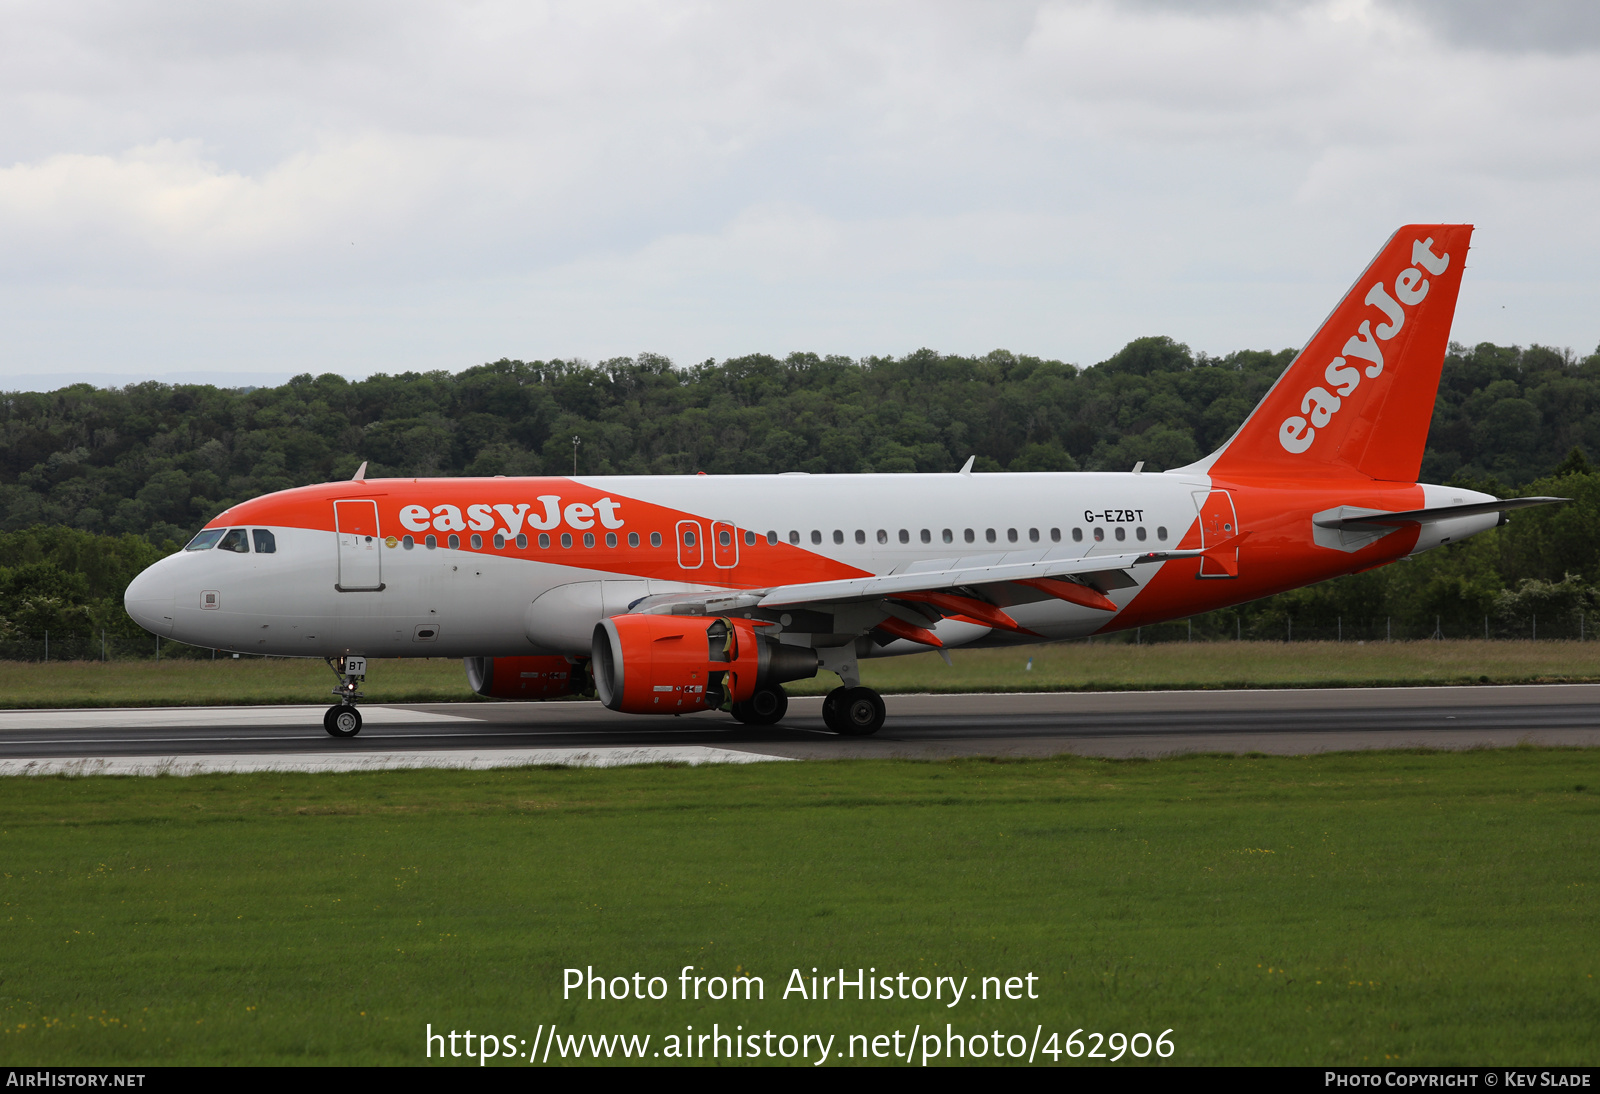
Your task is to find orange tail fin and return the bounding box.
[1199,224,1473,482]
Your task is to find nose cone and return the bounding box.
[124,558,178,636]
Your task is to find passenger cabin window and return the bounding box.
[920,529,931,544]
[1136,527,1147,541]
[629,532,640,547]
[1072,528,1083,542]
[855,530,866,544]
[448,534,461,549]
[583,533,596,548]
[789,530,800,544]
[516,533,528,549]
[1051,528,1061,542]
[833,530,844,545]
[1157,526,1168,541]
[606,532,618,547]
[1093,528,1104,542]
[1007,528,1018,543]
[942,529,953,543]
[217,528,250,553]
[1028,528,1039,543]
[985,528,996,543]
[185,529,225,551]
[744,530,756,546]
[1115,527,1126,541]
[718,529,731,546]
[650,532,663,547]
[470,533,483,549]
[877,530,888,544]
[426,534,438,549]
[964,529,974,543]
[402,535,415,550]
[561,533,573,548]
[683,530,696,546]
[766,531,778,545]
[811,530,822,545]
[539,533,551,549]
[251,529,276,553]
[899,529,909,544]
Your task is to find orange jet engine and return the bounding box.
[591,615,819,715]
[465,655,586,699]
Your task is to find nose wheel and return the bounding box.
[324,705,363,737]
[822,686,885,736]
[323,655,367,738]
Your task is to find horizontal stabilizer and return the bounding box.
[1314,497,1566,530]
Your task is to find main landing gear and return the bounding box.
[323,654,367,738]
[822,686,886,736]
[731,685,789,726]
[812,644,884,736]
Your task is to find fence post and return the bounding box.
[1188,619,1192,642]
[1237,617,1241,641]
[1287,618,1292,642]
[1136,627,1142,645]
[1485,615,1489,641]
[1387,616,1391,642]
[44,630,48,663]
[156,635,160,663]
[102,628,106,662]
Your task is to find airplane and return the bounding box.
[123,223,1562,738]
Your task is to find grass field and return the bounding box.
[1,750,1596,1066]
[4,640,1600,708]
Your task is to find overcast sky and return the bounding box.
[2,0,1598,389]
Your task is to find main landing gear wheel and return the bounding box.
[324,705,362,738]
[822,686,885,736]
[732,686,789,726]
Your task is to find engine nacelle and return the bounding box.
[591,615,819,715]
[464,655,586,699]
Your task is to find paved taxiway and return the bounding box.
[2,685,1599,774]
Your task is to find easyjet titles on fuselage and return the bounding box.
[397,496,627,537]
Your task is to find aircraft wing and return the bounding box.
[755,547,1205,607]
[623,542,1229,632]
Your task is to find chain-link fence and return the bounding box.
[0,632,261,662]
[5,613,1600,661]
[1114,609,1599,644]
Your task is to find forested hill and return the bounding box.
[2,337,1596,547]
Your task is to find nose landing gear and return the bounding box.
[324,705,362,737]
[324,654,367,738]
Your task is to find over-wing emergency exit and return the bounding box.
[123,225,1562,737]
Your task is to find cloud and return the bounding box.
[0,0,1596,381]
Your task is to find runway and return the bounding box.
[2,684,1599,774]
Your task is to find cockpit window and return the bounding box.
[217,528,250,553]
[185,529,226,552]
[252,529,276,554]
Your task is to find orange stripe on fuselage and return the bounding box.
[1105,476,1424,630]
[208,478,870,589]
